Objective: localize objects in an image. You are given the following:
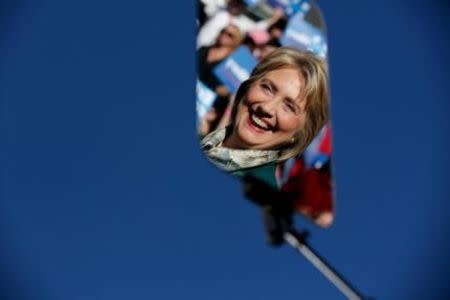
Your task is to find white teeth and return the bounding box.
[251,114,270,130]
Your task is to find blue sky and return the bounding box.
[1,1,449,299]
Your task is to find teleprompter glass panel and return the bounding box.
[197,0,334,227]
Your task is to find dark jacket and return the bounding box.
[232,162,278,190]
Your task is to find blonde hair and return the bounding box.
[231,47,329,161]
[220,24,244,47]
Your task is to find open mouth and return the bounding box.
[248,112,273,132]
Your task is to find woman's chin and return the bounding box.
[234,129,267,149]
[235,132,281,150]
[233,121,272,148]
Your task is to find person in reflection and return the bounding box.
[201,47,329,187]
[197,24,243,136]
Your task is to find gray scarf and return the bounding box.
[201,127,280,172]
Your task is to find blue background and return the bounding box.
[1,0,449,299]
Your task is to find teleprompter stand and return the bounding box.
[242,176,369,300]
[283,229,366,300]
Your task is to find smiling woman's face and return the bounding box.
[225,67,307,150]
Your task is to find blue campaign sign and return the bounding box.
[280,10,327,57]
[213,46,257,94]
[196,79,217,119]
[267,0,311,17]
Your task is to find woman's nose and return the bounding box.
[258,98,278,117]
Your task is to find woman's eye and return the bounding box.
[284,102,296,113]
[261,83,271,93]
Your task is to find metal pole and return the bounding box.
[241,176,370,299]
[283,230,367,300]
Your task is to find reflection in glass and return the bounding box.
[201,48,328,175]
[197,0,334,227]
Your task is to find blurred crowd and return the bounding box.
[196,0,334,227]
[197,0,289,136]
